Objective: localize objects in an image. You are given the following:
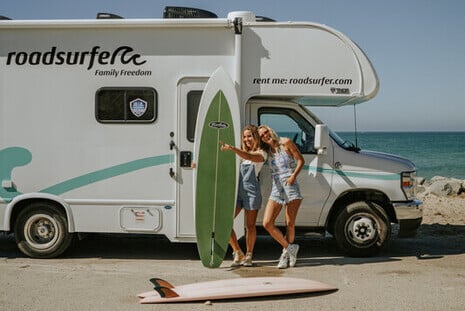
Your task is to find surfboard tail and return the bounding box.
[209,232,215,267]
[137,279,179,300]
[153,287,179,298]
[139,286,180,303]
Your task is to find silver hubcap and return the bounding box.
[24,214,60,250]
[347,215,377,244]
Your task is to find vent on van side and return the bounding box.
[163,6,217,19]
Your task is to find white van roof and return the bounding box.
[0,10,378,106]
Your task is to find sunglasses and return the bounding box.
[259,129,269,139]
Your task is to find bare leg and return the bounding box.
[244,210,259,254]
[262,199,289,249]
[285,199,302,244]
[229,207,243,253]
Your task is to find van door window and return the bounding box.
[186,90,203,142]
[258,107,316,154]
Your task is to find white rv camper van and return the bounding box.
[0,7,422,258]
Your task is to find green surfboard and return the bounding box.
[194,67,240,268]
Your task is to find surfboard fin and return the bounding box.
[150,278,174,289]
[153,286,179,298]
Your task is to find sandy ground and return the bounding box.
[420,192,465,226]
[1,193,464,311]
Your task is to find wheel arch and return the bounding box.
[326,189,396,234]
[5,193,75,233]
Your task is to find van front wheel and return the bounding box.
[334,201,390,257]
[14,202,73,258]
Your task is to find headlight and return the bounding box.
[401,171,417,200]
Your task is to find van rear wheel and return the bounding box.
[14,202,73,258]
[334,201,390,257]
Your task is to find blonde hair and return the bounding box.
[241,125,260,152]
[257,125,280,154]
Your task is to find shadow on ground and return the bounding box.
[1,223,464,265]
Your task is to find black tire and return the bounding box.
[334,201,391,257]
[14,202,73,258]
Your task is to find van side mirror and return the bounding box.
[314,125,329,155]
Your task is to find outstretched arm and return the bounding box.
[220,142,265,163]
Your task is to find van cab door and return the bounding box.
[249,101,333,227]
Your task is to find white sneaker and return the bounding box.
[287,244,300,267]
[231,251,245,267]
[243,252,253,267]
[277,249,289,269]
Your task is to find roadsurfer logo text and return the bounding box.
[209,121,230,129]
[6,46,146,70]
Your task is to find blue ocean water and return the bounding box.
[337,132,465,180]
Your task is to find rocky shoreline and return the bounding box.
[417,176,465,197]
[416,176,465,227]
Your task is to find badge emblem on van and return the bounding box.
[129,98,148,117]
[208,121,229,129]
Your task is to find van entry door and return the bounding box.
[176,78,207,238]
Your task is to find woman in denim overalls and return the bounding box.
[258,125,304,269]
[221,125,266,267]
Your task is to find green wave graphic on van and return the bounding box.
[304,164,400,180]
[0,147,32,200]
[1,147,399,203]
[0,146,173,202]
[40,155,173,195]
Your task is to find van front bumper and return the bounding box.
[393,199,423,237]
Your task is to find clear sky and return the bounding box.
[2,0,465,132]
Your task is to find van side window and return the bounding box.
[96,88,157,123]
[186,90,203,142]
[258,108,316,154]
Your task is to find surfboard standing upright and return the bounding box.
[193,67,241,268]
